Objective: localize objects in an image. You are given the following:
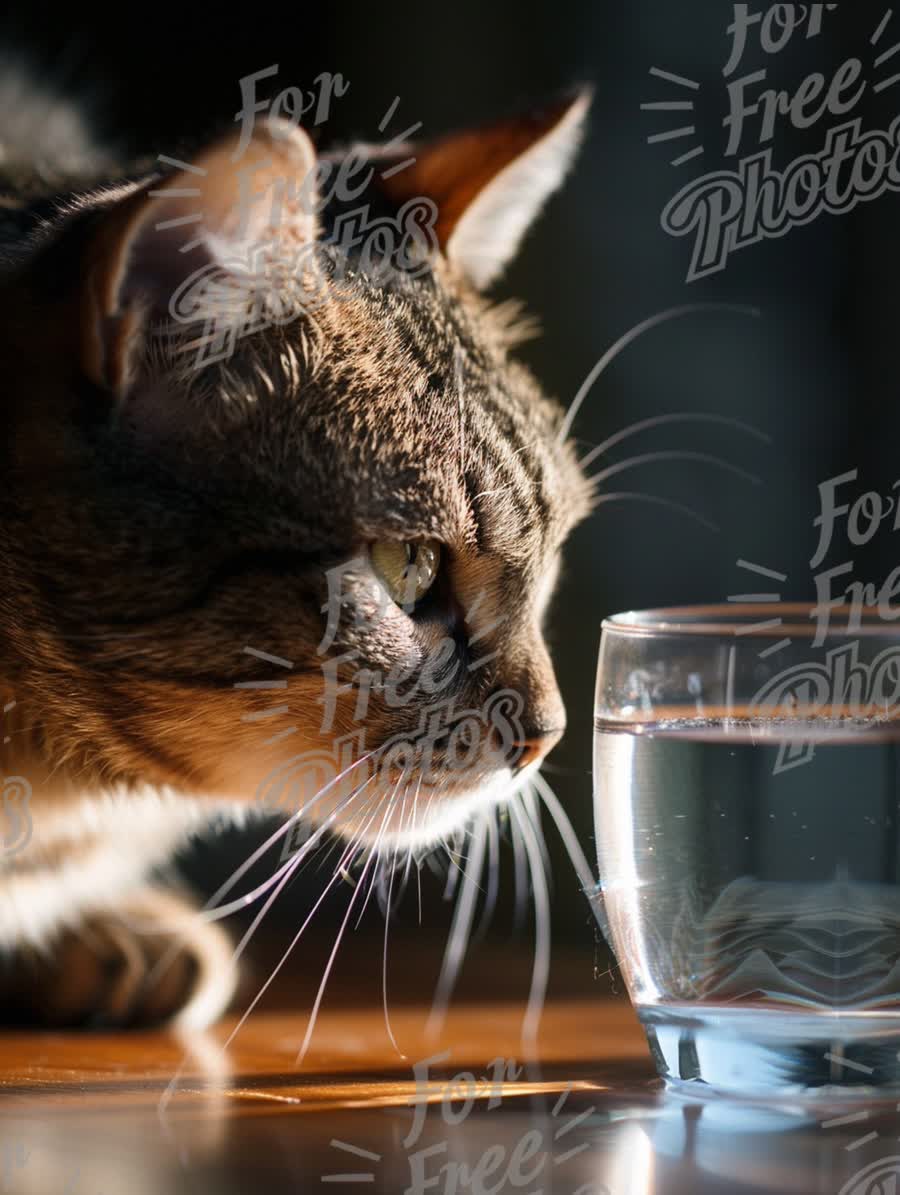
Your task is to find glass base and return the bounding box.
[640,1004,900,1097]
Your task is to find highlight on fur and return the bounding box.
[0,64,594,1034]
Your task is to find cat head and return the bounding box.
[0,92,593,848]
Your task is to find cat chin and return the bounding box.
[347,765,535,854]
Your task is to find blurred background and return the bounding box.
[6,2,898,1007]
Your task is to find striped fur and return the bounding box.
[0,86,591,1026]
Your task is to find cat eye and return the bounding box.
[370,539,442,607]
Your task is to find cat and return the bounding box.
[0,64,592,1031]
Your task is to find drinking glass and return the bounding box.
[593,604,900,1095]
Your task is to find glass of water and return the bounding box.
[593,604,900,1096]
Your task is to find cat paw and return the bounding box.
[0,887,237,1031]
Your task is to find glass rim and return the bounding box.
[602,603,900,639]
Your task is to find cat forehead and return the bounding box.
[181,280,587,556]
[144,248,589,561]
[291,396,581,563]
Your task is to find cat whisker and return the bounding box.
[531,772,596,898]
[521,786,554,882]
[578,412,770,472]
[161,821,368,1116]
[357,853,380,914]
[201,749,378,919]
[585,450,761,489]
[472,803,501,947]
[389,781,416,905]
[220,790,386,1058]
[425,847,448,883]
[444,831,469,881]
[229,775,381,967]
[381,785,409,1059]
[316,768,406,881]
[153,776,379,1025]
[221,862,350,1056]
[296,791,398,1064]
[146,761,379,998]
[538,760,584,777]
[426,814,489,1040]
[509,791,551,1047]
[589,491,719,532]
[511,797,529,936]
[556,303,762,445]
[403,776,424,886]
[353,774,406,930]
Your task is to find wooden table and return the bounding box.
[0,990,896,1194]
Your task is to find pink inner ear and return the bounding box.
[103,118,321,320]
[377,92,590,250]
[116,218,214,315]
[84,118,320,394]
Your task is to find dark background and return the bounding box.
[8,3,900,1003]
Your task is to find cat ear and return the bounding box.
[82,117,319,395]
[377,89,591,289]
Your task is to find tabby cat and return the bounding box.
[0,66,591,1029]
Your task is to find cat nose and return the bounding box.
[498,628,566,772]
[512,727,565,773]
